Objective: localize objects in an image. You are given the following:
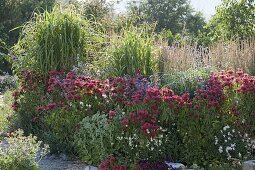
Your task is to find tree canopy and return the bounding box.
[127,0,206,36]
[0,0,55,46]
[207,0,255,41]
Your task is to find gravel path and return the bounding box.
[0,95,3,107]
[39,155,87,170]
[0,94,88,170]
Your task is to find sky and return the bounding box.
[113,0,223,21]
[190,0,222,20]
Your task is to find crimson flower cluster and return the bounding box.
[99,156,127,170]
[138,160,169,170]
[215,68,255,94]
[194,73,226,109]
[12,70,43,111]
[14,69,255,137]
[37,71,112,113]
[120,86,191,138]
[109,75,153,106]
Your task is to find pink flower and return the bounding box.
[194,104,200,110]
[32,116,39,123]
[119,165,127,170]
[109,156,116,164]
[122,118,129,127]
[227,70,234,75]
[109,111,117,118]
[37,106,44,112]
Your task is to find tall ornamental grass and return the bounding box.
[13,6,92,77]
[157,38,255,75]
[105,26,158,77]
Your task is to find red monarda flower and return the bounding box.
[109,111,117,118]
[37,106,44,112]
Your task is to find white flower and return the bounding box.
[232,129,235,133]
[231,143,236,148]
[228,132,232,136]
[102,94,107,98]
[85,104,91,108]
[223,125,230,131]
[218,146,223,153]
[226,146,232,153]
[215,136,219,145]
[238,153,242,158]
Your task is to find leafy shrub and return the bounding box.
[74,113,120,165]
[13,6,93,77]
[99,156,127,170]
[34,71,116,153]
[214,125,253,162]
[171,69,255,166]
[162,68,211,96]
[12,69,255,168]
[12,70,46,136]
[100,69,255,167]
[71,0,113,21]
[137,160,169,170]
[0,129,49,170]
[158,29,174,45]
[0,75,16,93]
[0,54,12,76]
[0,90,14,134]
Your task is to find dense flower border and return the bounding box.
[12,68,255,169]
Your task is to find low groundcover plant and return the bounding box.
[0,129,49,170]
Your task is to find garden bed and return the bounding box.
[0,4,254,170]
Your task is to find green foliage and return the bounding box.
[129,0,206,36]
[15,89,45,135]
[13,6,93,77]
[0,40,12,75]
[186,12,206,37]
[70,0,113,21]
[74,113,119,165]
[158,29,174,45]
[163,68,211,96]
[0,76,16,93]
[104,26,157,77]
[0,90,14,134]
[0,0,55,46]
[13,71,46,137]
[214,125,252,161]
[0,0,54,75]
[35,72,113,153]
[192,163,242,170]
[43,107,86,153]
[0,129,49,170]
[207,0,255,41]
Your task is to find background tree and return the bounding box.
[127,0,206,36]
[0,0,55,74]
[0,0,55,46]
[207,0,255,41]
[186,12,206,37]
[69,0,114,22]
